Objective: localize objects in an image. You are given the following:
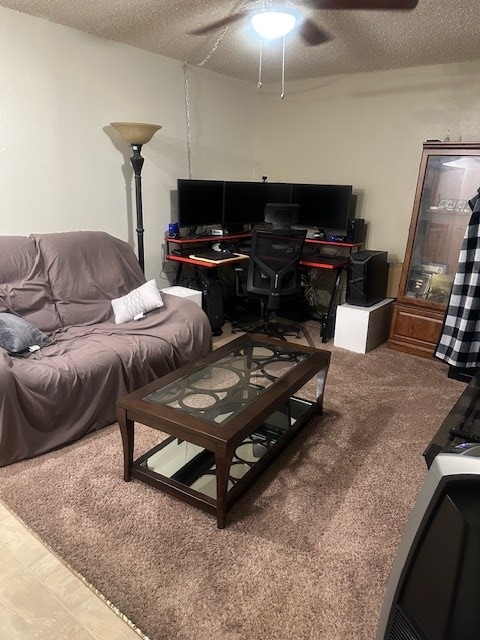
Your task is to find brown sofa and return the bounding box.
[0,230,212,467]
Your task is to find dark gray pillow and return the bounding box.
[0,313,52,355]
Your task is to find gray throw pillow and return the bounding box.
[0,313,52,355]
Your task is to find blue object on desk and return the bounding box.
[168,222,180,237]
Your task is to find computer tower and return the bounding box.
[200,279,224,335]
[346,250,388,306]
[346,218,366,244]
[376,448,480,640]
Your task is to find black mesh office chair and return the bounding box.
[232,228,307,339]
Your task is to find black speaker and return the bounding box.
[200,279,224,335]
[346,218,366,244]
[346,250,388,306]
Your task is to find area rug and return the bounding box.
[0,323,465,640]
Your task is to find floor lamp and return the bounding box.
[110,122,161,273]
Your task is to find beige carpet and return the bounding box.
[0,323,465,640]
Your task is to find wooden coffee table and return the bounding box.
[117,334,331,528]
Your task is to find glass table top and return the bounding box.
[143,340,311,426]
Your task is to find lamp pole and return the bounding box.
[130,144,146,272]
[110,122,162,273]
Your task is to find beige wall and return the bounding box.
[2,4,480,278]
[0,6,256,285]
[254,62,480,261]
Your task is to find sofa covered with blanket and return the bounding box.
[0,230,212,467]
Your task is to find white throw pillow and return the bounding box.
[111,280,164,324]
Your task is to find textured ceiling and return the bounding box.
[1,0,480,83]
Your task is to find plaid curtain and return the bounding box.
[435,189,480,367]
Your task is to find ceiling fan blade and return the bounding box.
[306,0,418,9]
[300,19,332,46]
[189,12,245,36]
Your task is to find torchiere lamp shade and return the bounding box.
[110,122,161,145]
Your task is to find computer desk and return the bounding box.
[165,232,361,342]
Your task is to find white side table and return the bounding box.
[160,286,202,309]
[334,298,394,353]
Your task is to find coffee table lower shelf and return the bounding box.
[129,395,319,528]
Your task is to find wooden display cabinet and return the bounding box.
[388,141,480,358]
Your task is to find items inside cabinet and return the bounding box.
[388,142,480,358]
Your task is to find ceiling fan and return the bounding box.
[190,0,419,46]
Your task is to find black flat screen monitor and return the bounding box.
[223,181,291,227]
[177,179,224,229]
[291,184,353,230]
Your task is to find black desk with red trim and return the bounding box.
[165,232,360,341]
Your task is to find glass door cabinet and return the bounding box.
[388,141,480,358]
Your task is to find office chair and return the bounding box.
[264,202,300,231]
[232,228,307,339]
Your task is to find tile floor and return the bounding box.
[0,322,311,640]
[0,499,145,640]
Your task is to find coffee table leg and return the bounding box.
[215,450,232,529]
[316,365,329,414]
[118,408,134,482]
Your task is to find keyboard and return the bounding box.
[190,250,237,261]
[301,253,347,266]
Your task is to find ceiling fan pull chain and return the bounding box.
[257,38,263,89]
[281,34,286,99]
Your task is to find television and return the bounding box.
[223,181,291,229]
[376,448,480,640]
[177,179,224,229]
[291,183,353,230]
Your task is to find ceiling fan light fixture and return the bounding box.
[250,9,298,40]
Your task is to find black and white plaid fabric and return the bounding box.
[435,189,480,367]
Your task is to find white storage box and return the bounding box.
[160,286,202,309]
[334,298,394,353]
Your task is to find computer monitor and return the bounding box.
[223,181,291,230]
[176,179,224,229]
[264,203,300,231]
[291,184,353,230]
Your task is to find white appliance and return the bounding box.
[376,445,480,640]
